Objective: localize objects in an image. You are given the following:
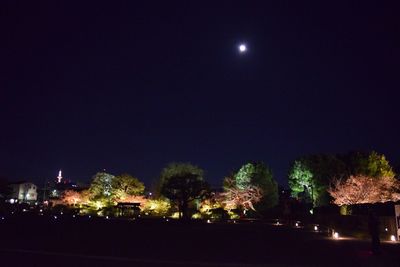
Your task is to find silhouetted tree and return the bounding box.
[161,173,209,220]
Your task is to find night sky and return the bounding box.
[1,2,399,187]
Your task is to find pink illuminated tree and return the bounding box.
[328,175,400,205]
[221,177,263,211]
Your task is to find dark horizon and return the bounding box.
[1,2,399,188]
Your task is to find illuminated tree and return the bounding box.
[61,190,83,206]
[288,160,313,197]
[222,177,262,212]
[89,172,115,202]
[230,162,278,211]
[111,174,145,200]
[161,172,209,220]
[342,151,395,178]
[288,155,346,206]
[328,175,400,205]
[142,198,171,215]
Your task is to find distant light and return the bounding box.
[9,199,15,204]
[1,217,4,220]
[72,215,76,218]
[309,209,314,215]
[314,225,319,231]
[60,212,63,215]
[390,235,396,242]
[39,209,43,213]
[239,44,247,53]
[333,232,339,239]
[385,228,388,232]
[295,222,300,227]
[233,220,236,224]
[54,216,58,219]
[149,192,152,196]
[207,219,211,224]
[106,216,109,219]
[88,215,91,219]
[22,209,27,212]
[166,219,169,222]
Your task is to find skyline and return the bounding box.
[1,2,399,187]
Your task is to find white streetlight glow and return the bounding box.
[333,232,339,239]
[239,44,247,52]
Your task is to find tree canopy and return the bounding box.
[224,162,278,213]
[289,151,396,207]
[111,173,145,200]
[159,163,208,220]
[89,172,115,201]
[161,173,209,220]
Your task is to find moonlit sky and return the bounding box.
[1,2,399,187]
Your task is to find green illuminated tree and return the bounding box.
[342,151,395,178]
[288,155,346,206]
[89,172,115,203]
[288,160,313,199]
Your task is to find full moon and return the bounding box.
[239,44,247,52]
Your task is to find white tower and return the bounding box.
[57,170,63,183]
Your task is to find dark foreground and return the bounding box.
[1,215,399,267]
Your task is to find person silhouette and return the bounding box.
[368,210,381,255]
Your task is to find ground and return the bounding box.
[0,215,399,266]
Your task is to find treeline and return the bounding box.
[53,150,400,219]
[288,151,399,209]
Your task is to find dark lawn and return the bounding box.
[0,215,399,266]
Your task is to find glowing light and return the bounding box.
[88,215,91,219]
[54,216,58,219]
[39,209,43,213]
[60,212,63,215]
[295,222,300,227]
[57,170,63,183]
[106,216,109,219]
[390,235,396,242]
[309,209,314,215]
[9,199,15,204]
[385,228,388,232]
[314,225,319,231]
[1,217,4,220]
[207,219,211,224]
[72,215,76,218]
[166,219,169,222]
[333,232,339,239]
[239,44,247,52]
